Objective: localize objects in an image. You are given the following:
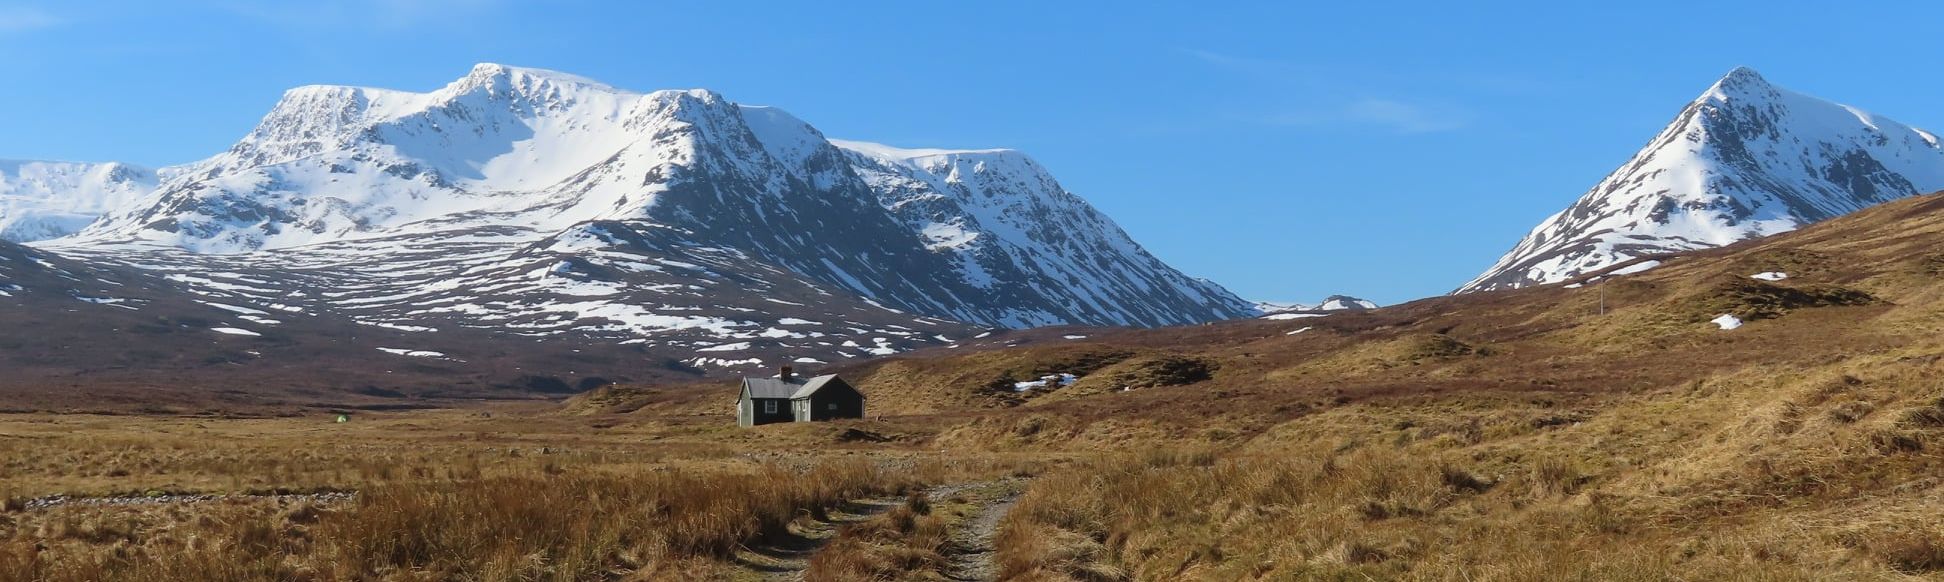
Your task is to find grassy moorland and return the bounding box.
[0,411,1039,580]
[12,194,1944,580]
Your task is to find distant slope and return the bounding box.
[0,160,161,242]
[1253,294,1377,315]
[1462,67,1944,292]
[0,238,672,411]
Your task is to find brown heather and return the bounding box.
[1,461,924,581]
[803,492,951,581]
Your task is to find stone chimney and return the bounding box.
[780,365,795,382]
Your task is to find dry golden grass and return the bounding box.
[0,409,1042,581]
[2,460,927,581]
[991,344,1944,580]
[0,409,760,498]
[803,492,951,581]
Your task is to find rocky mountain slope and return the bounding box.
[1461,67,1944,292]
[16,64,1249,377]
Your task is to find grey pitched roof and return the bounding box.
[741,376,805,399]
[789,374,842,399]
[740,374,844,400]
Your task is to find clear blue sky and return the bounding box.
[4,1,1942,305]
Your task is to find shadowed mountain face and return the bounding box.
[1462,67,1944,293]
[2,64,1251,382]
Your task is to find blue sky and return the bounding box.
[3,1,1942,305]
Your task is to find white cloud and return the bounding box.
[1264,99,1471,134]
[368,0,505,28]
[1342,99,1471,134]
[1186,48,1480,134]
[222,0,505,30]
[0,6,61,33]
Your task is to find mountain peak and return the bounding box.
[445,62,629,98]
[1461,68,1944,293]
[51,64,1254,330]
[1700,66,1779,102]
[1718,65,1766,85]
[1254,295,1377,315]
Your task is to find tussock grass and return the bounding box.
[993,347,1944,580]
[994,447,1827,580]
[804,492,950,581]
[2,460,920,581]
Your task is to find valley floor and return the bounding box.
[4,369,1942,582]
[0,410,1058,581]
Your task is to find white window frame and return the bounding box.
[763,400,777,414]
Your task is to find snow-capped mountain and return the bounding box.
[837,140,1250,327]
[1254,295,1377,314]
[1461,67,1944,293]
[0,160,163,242]
[26,64,1249,372]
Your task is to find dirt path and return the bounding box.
[739,494,910,581]
[737,479,1028,581]
[940,479,1027,582]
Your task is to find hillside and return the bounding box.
[597,190,1944,418]
[576,191,1944,578]
[0,238,685,412]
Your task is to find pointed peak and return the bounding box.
[1721,66,1766,84]
[1700,66,1780,101]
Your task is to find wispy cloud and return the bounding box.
[1184,48,1501,134]
[1262,99,1472,134]
[221,0,505,31]
[1341,99,1472,134]
[367,0,505,28]
[1184,49,1324,80]
[0,5,62,33]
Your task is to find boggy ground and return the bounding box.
[15,194,1944,580]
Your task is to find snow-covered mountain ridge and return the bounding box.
[0,160,164,243]
[1253,295,1377,314]
[17,64,1250,371]
[1462,67,1944,292]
